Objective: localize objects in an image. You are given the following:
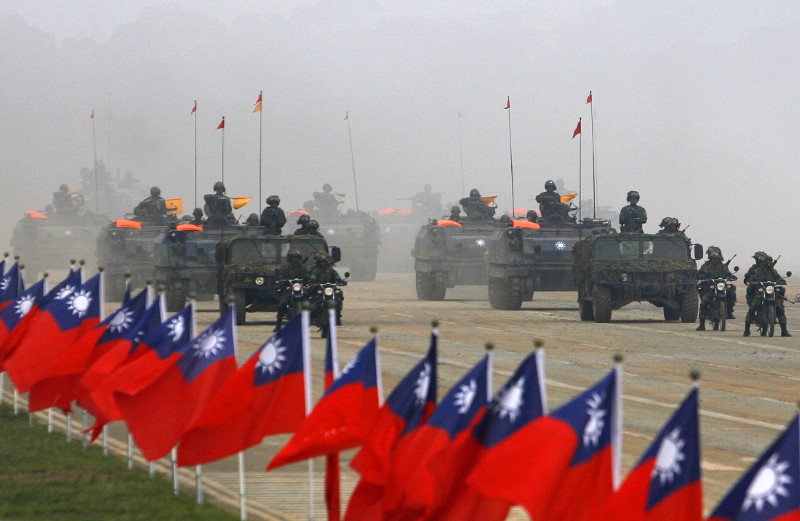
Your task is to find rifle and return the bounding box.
[724,254,736,267]
[771,255,781,268]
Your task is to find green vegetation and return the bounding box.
[0,404,238,521]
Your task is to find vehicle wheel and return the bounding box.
[488,277,521,310]
[579,300,594,321]
[428,273,446,301]
[680,291,699,323]
[166,283,186,312]
[766,305,776,337]
[718,301,727,332]
[416,271,432,300]
[488,278,503,309]
[663,306,680,321]
[234,289,246,325]
[593,285,612,323]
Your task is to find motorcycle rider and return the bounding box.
[308,253,346,326]
[260,195,287,235]
[742,251,791,337]
[696,246,737,331]
[619,191,647,233]
[274,249,309,331]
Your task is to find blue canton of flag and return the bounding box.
[47,273,102,331]
[178,306,236,382]
[326,337,378,396]
[97,289,148,343]
[129,299,165,350]
[0,262,22,306]
[427,355,489,439]
[40,268,82,308]
[1,279,45,331]
[143,302,193,359]
[253,315,304,386]
[388,333,438,436]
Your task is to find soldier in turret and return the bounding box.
[657,217,682,234]
[459,188,496,221]
[313,184,341,215]
[204,181,235,225]
[619,191,647,233]
[52,184,75,215]
[260,195,287,235]
[133,186,168,224]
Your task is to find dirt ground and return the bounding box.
[186,273,800,520]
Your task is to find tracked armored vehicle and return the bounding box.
[373,210,423,273]
[316,210,380,281]
[572,232,703,323]
[217,234,336,325]
[412,219,499,300]
[486,218,612,309]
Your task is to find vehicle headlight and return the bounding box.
[716,282,726,291]
[292,282,302,292]
[324,287,334,296]
[620,273,629,282]
[255,276,265,286]
[766,286,775,295]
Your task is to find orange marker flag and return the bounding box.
[572,118,582,139]
[253,91,263,113]
[586,91,593,104]
[191,100,197,114]
[504,97,510,110]
[217,116,225,130]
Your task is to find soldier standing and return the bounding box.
[260,195,287,235]
[459,189,496,221]
[204,181,235,225]
[696,246,737,330]
[52,184,75,215]
[313,184,340,214]
[619,191,647,233]
[133,186,168,224]
[742,252,791,337]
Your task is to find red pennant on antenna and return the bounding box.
[504,97,511,110]
[572,119,582,139]
[191,101,197,114]
[216,117,225,129]
[586,91,593,104]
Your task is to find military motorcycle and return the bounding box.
[309,273,349,338]
[748,271,791,337]
[697,269,738,332]
[276,278,308,324]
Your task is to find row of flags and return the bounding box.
[0,259,798,520]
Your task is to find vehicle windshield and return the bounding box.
[595,238,687,260]
[229,239,325,263]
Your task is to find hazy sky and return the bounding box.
[2,0,799,270]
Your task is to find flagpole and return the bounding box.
[612,353,624,490]
[588,92,597,218]
[301,306,315,521]
[326,304,341,521]
[92,109,99,213]
[194,101,198,211]
[221,117,225,185]
[107,92,112,186]
[345,111,359,211]
[258,91,263,214]
[578,117,582,222]
[505,97,515,218]
[238,452,247,520]
[457,112,465,195]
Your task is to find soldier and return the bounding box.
[245,213,260,226]
[313,183,340,214]
[448,205,461,222]
[411,184,443,215]
[526,210,539,224]
[204,181,235,225]
[274,249,309,331]
[260,195,287,235]
[535,180,566,222]
[190,208,205,226]
[133,186,168,224]
[742,251,791,337]
[308,253,345,325]
[52,184,74,215]
[619,191,647,233]
[304,220,323,237]
[696,246,737,330]
[658,217,682,234]
[459,188,496,221]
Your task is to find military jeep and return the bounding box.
[218,234,337,325]
[572,232,703,323]
[486,218,612,310]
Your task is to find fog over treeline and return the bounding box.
[1,1,799,270]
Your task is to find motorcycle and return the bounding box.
[696,266,738,332]
[748,271,792,337]
[309,273,349,338]
[275,278,309,327]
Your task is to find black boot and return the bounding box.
[743,321,751,337]
[273,313,284,332]
[727,311,735,319]
[781,324,792,337]
[695,319,706,331]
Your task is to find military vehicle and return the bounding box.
[217,234,336,325]
[153,224,247,311]
[413,219,499,300]
[373,210,426,273]
[486,218,613,309]
[96,219,166,301]
[572,232,703,323]
[10,211,107,278]
[316,210,380,282]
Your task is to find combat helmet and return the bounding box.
[322,183,332,192]
[150,186,161,197]
[297,214,310,225]
[753,251,769,264]
[307,219,320,231]
[469,188,481,197]
[544,180,557,191]
[245,213,260,226]
[706,246,723,260]
[213,181,226,192]
[266,195,280,205]
[193,207,203,217]
[287,249,303,263]
[626,190,640,202]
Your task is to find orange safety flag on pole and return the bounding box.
[253,91,263,113]
[481,195,498,206]
[165,198,183,215]
[572,119,582,139]
[191,100,197,114]
[586,91,593,104]
[560,193,578,203]
[217,116,225,130]
[504,97,511,110]
[232,197,251,210]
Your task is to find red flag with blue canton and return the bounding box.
[0,278,45,367]
[593,386,702,521]
[4,273,102,393]
[267,336,380,470]
[27,289,149,412]
[345,331,438,520]
[382,355,490,518]
[177,315,306,466]
[0,261,22,312]
[82,301,190,441]
[115,305,237,461]
[708,414,800,521]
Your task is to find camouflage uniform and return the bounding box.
[619,191,647,233]
[204,182,235,226]
[459,189,496,221]
[535,180,569,222]
[657,217,682,234]
[190,208,205,226]
[448,206,461,222]
[260,196,287,235]
[274,252,309,330]
[308,256,345,325]
[133,188,168,225]
[743,253,790,336]
[696,255,736,329]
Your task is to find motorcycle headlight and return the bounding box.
[716,282,726,291]
[766,286,775,295]
[324,287,334,296]
[292,282,302,292]
[255,276,265,286]
[620,273,629,282]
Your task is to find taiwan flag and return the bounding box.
[82,301,191,441]
[26,289,149,413]
[0,261,22,312]
[267,336,380,471]
[177,315,306,466]
[593,386,702,521]
[4,273,102,393]
[383,355,490,518]
[708,414,800,521]
[345,331,438,520]
[0,278,45,367]
[115,306,237,461]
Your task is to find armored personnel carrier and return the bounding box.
[412,219,499,300]
[315,209,380,282]
[217,234,336,325]
[153,223,247,311]
[572,232,703,323]
[486,217,612,310]
[96,219,166,301]
[374,209,426,273]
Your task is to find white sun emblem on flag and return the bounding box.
[256,338,287,375]
[167,316,185,341]
[414,362,431,406]
[583,392,607,447]
[454,379,477,414]
[67,289,92,317]
[340,354,359,377]
[743,454,793,512]
[14,295,36,318]
[107,309,134,333]
[55,284,76,300]
[192,327,226,358]
[0,276,9,292]
[653,427,686,485]
[494,376,525,423]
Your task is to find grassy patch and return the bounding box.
[0,404,238,521]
